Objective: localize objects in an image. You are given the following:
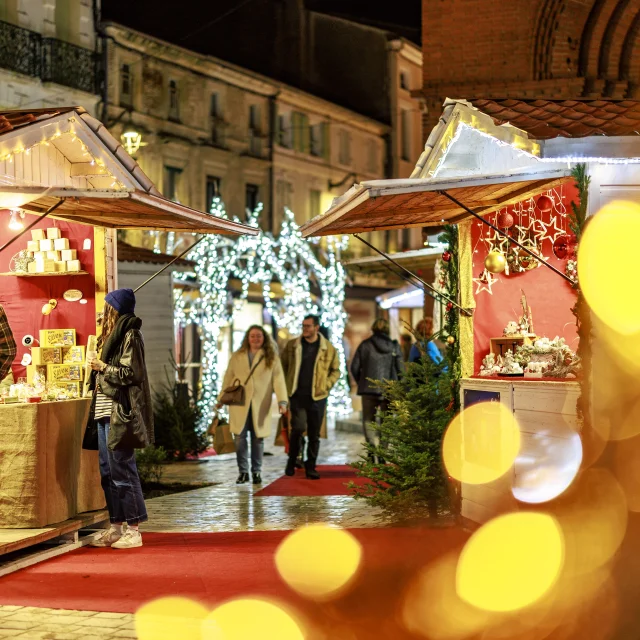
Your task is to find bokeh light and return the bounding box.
[548,468,627,576]
[613,435,640,511]
[512,428,582,503]
[275,524,362,599]
[202,598,304,640]
[578,200,640,335]
[456,512,564,612]
[135,597,208,640]
[443,401,521,485]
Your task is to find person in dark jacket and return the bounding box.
[83,288,153,550]
[350,318,404,448]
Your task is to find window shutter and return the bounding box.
[292,112,301,152]
[322,122,331,162]
[301,114,310,154]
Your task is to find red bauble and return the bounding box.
[536,194,554,213]
[442,251,451,262]
[496,211,514,229]
[552,233,577,260]
[446,302,453,312]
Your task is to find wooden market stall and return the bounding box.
[0,107,255,569]
[301,97,640,526]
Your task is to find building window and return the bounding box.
[400,71,410,90]
[245,184,260,215]
[310,124,324,157]
[309,189,321,219]
[210,92,224,145]
[120,64,133,108]
[401,109,411,162]
[277,180,293,211]
[367,139,378,174]
[278,114,291,148]
[291,112,310,154]
[248,104,262,156]
[339,130,351,166]
[206,176,221,213]
[164,166,183,202]
[168,80,180,122]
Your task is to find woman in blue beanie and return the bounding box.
[82,288,154,549]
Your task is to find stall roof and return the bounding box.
[3,187,256,235]
[117,240,195,266]
[300,169,570,237]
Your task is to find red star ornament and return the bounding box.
[473,269,498,295]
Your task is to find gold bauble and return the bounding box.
[484,251,506,274]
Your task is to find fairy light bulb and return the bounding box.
[8,210,23,231]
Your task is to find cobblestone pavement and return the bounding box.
[0,423,377,638]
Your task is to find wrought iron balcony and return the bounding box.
[0,20,98,95]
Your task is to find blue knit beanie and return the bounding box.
[105,288,136,315]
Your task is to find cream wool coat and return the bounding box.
[220,349,288,438]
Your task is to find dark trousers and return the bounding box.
[288,395,327,471]
[97,419,148,526]
[361,394,389,446]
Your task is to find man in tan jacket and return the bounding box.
[280,314,340,479]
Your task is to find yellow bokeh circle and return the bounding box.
[135,597,209,640]
[456,512,564,612]
[202,598,304,640]
[275,524,362,599]
[578,200,640,334]
[443,401,521,485]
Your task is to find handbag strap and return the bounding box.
[243,355,264,385]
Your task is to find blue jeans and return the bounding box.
[235,408,263,474]
[97,419,148,525]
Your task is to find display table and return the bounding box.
[0,399,104,528]
[459,377,581,525]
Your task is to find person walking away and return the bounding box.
[350,318,404,450]
[409,317,444,366]
[83,289,153,549]
[219,325,288,484]
[0,304,16,384]
[281,315,340,479]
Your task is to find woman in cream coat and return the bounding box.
[219,325,288,485]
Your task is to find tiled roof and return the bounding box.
[0,107,82,135]
[117,241,194,266]
[470,99,640,139]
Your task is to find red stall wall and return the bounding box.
[0,211,97,379]
[471,184,579,374]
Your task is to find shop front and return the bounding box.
[0,108,254,555]
[300,97,636,525]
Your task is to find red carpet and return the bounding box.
[254,464,371,497]
[0,527,469,629]
[185,448,217,460]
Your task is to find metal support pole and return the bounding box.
[353,233,473,316]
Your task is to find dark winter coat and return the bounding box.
[82,314,154,451]
[350,332,404,396]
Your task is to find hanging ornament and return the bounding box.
[552,233,578,260]
[447,335,455,345]
[484,251,507,274]
[442,251,451,263]
[473,269,498,295]
[536,194,554,214]
[496,211,514,229]
[446,302,453,312]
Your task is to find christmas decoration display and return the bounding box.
[536,194,554,213]
[512,336,580,379]
[496,210,514,229]
[446,335,455,345]
[500,350,523,375]
[503,321,520,337]
[442,250,451,262]
[552,233,578,260]
[479,352,501,376]
[174,198,351,428]
[473,268,498,295]
[484,250,506,274]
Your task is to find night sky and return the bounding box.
[101,0,421,49]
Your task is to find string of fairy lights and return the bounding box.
[174,197,352,428]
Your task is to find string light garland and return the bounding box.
[174,198,352,428]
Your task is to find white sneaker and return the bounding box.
[111,528,143,549]
[89,527,122,547]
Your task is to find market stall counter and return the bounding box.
[0,399,101,528]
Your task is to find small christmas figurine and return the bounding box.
[519,289,534,335]
[479,353,497,376]
[502,349,523,374]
